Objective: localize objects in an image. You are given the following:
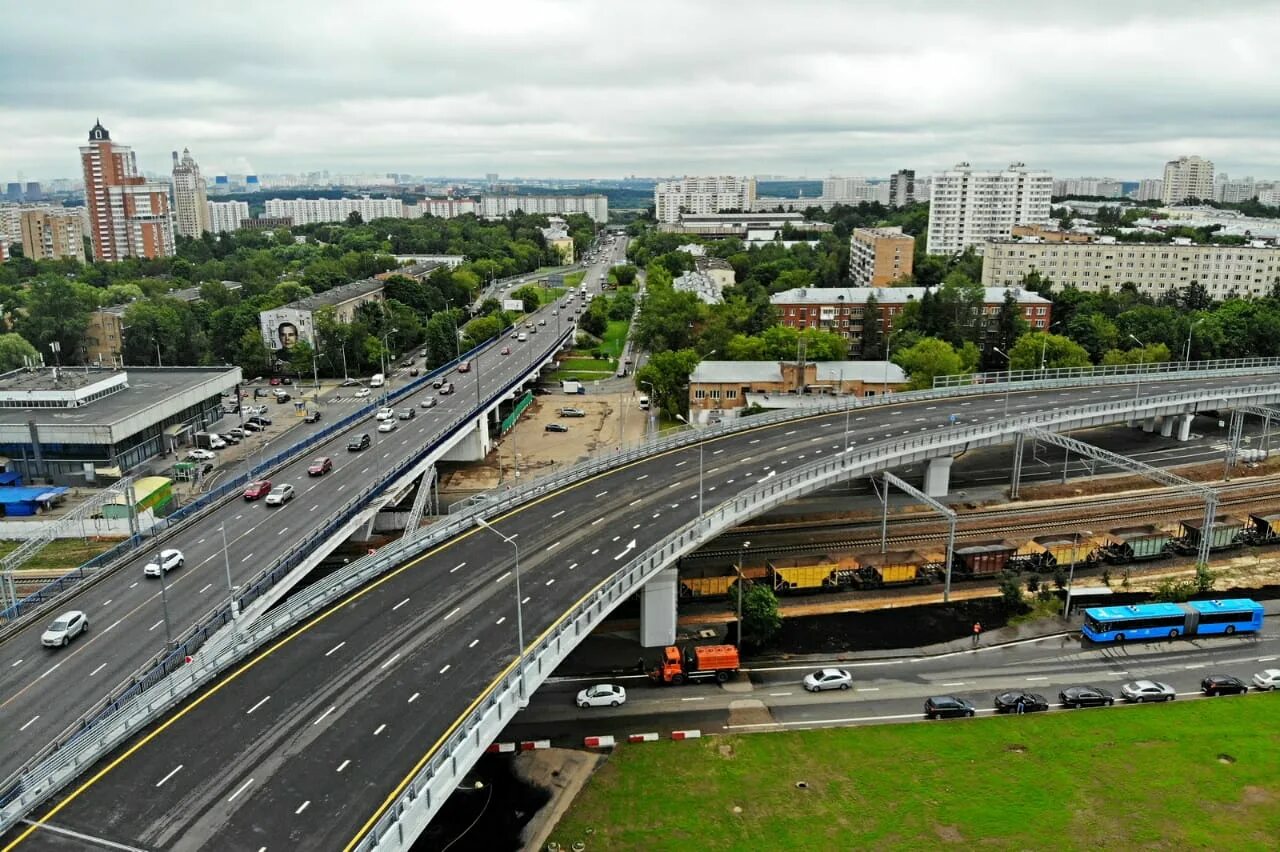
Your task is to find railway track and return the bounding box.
[687,479,1280,563]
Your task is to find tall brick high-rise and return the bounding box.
[79,120,174,261]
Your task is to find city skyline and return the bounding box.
[3,1,1280,181]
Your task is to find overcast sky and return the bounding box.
[3,1,1279,182]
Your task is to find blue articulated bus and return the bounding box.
[1082,598,1265,643]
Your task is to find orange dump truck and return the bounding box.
[649,644,741,685]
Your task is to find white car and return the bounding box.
[354,388,372,398]
[1252,668,1280,690]
[41,610,88,648]
[186,448,216,461]
[264,483,295,506]
[576,683,626,708]
[144,548,185,578]
[378,419,398,433]
[376,407,395,421]
[803,668,853,692]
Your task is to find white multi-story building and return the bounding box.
[654,177,755,223]
[1258,187,1280,209]
[1132,179,1165,202]
[1213,174,1257,204]
[925,162,1053,255]
[821,177,890,205]
[478,194,608,223]
[170,148,211,238]
[982,236,1280,299]
[888,170,916,207]
[262,196,405,225]
[207,200,250,234]
[412,198,478,219]
[1162,156,1214,205]
[1053,177,1125,198]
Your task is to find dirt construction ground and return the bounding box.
[440,390,650,493]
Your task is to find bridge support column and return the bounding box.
[1159,416,1174,438]
[640,566,678,647]
[1141,416,1157,433]
[441,413,492,462]
[923,456,953,498]
[1177,413,1194,441]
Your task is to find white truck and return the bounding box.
[561,380,586,395]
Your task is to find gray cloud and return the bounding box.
[2,0,1279,180]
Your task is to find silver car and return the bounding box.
[1251,668,1280,690]
[41,610,88,647]
[1120,680,1177,703]
[576,683,626,708]
[803,668,853,692]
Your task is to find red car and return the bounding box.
[308,457,333,476]
[269,377,281,386]
[243,480,272,501]
[500,346,511,355]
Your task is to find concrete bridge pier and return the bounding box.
[1141,416,1157,433]
[441,413,492,462]
[1177,412,1194,441]
[639,566,678,647]
[923,456,953,498]
[1159,416,1174,438]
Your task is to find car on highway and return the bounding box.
[143,548,184,578]
[400,359,414,368]
[348,433,372,452]
[186,448,216,461]
[517,333,527,342]
[420,396,437,409]
[802,668,852,692]
[375,407,395,421]
[265,483,296,506]
[398,408,416,420]
[1252,669,1280,690]
[457,360,471,373]
[993,690,1050,713]
[308,457,333,476]
[354,388,372,398]
[501,346,511,356]
[378,419,398,433]
[303,409,321,423]
[537,318,546,326]
[432,379,444,389]
[1121,680,1177,703]
[243,480,272,500]
[545,423,568,433]
[41,610,88,648]
[439,382,454,395]
[269,377,281,386]
[409,368,420,377]
[1201,674,1249,696]
[924,696,975,719]
[575,683,626,708]
[341,378,360,387]
[559,407,586,418]
[1058,686,1115,708]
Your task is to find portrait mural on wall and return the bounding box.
[277,322,299,349]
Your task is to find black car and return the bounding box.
[275,392,291,403]
[1059,686,1115,708]
[341,378,360,387]
[304,410,321,423]
[1201,675,1249,696]
[280,377,292,385]
[398,408,416,420]
[247,415,272,427]
[924,696,975,719]
[545,423,569,433]
[994,690,1050,714]
[241,421,264,432]
[218,433,241,446]
[347,433,372,452]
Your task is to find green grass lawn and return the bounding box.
[549,697,1280,850]
[602,319,629,358]
[0,538,118,574]
[564,271,586,288]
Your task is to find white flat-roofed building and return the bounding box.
[1162,156,1214,205]
[413,198,478,218]
[207,200,250,234]
[983,236,1280,299]
[479,194,607,223]
[263,196,405,225]
[926,162,1053,255]
[654,177,755,223]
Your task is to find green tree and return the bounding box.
[235,326,272,378]
[632,348,700,417]
[892,337,965,390]
[734,583,782,648]
[579,297,609,337]
[346,211,364,226]
[1007,332,1091,372]
[998,570,1027,611]
[15,276,96,363]
[985,289,1030,370]
[461,315,502,350]
[510,285,543,313]
[1100,342,1172,365]
[423,311,459,368]
[612,264,638,287]
[0,333,39,371]
[860,292,883,359]
[287,338,317,378]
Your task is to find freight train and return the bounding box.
[677,512,1276,600]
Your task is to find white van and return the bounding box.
[638,395,650,411]
[370,373,385,388]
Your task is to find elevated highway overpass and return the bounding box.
[5,365,1280,850]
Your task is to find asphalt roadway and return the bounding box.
[8,372,1279,850]
[507,624,1280,744]
[0,250,624,784]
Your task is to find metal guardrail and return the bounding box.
[2,368,1279,835]
[933,356,1280,388]
[350,377,1280,850]
[0,325,576,819]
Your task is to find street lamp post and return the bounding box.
[476,518,527,705]
[154,549,173,646]
[992,347,1013,419]
[1129,333,1146,406]
[737,539,747,647]
[675,414,704,516]
[221,523,240,642]
[1183,319,1202,366]
[1039,321,1062,377]
[882,327,900,396]
[311,350,322,404]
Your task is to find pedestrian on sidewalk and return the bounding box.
[972,621,982,646]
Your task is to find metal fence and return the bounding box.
[3,367,1279,836]
[933,356,1280,388]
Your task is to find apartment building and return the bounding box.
[19,209,85,261]
[888,169,916,207]
[79,121,174,261]
[479,194,608,223]
[1213,174,1257,204]
[821,177,889,205]
[1162,156,1214,205]
[540,217,575,264]
[771,286,1051,353]
[171,148,211,238]
[654,177,755,223]
[258,278,385,351]
[1053,177,1125,198]
[848,226,914,287]
[263,196,405,225]
[688,360,908,424]
[1132,179,1164,202]
[207,200,250,234]
[982,236,1280,299]
[412,198,479,219]
[925,163,1053,255]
